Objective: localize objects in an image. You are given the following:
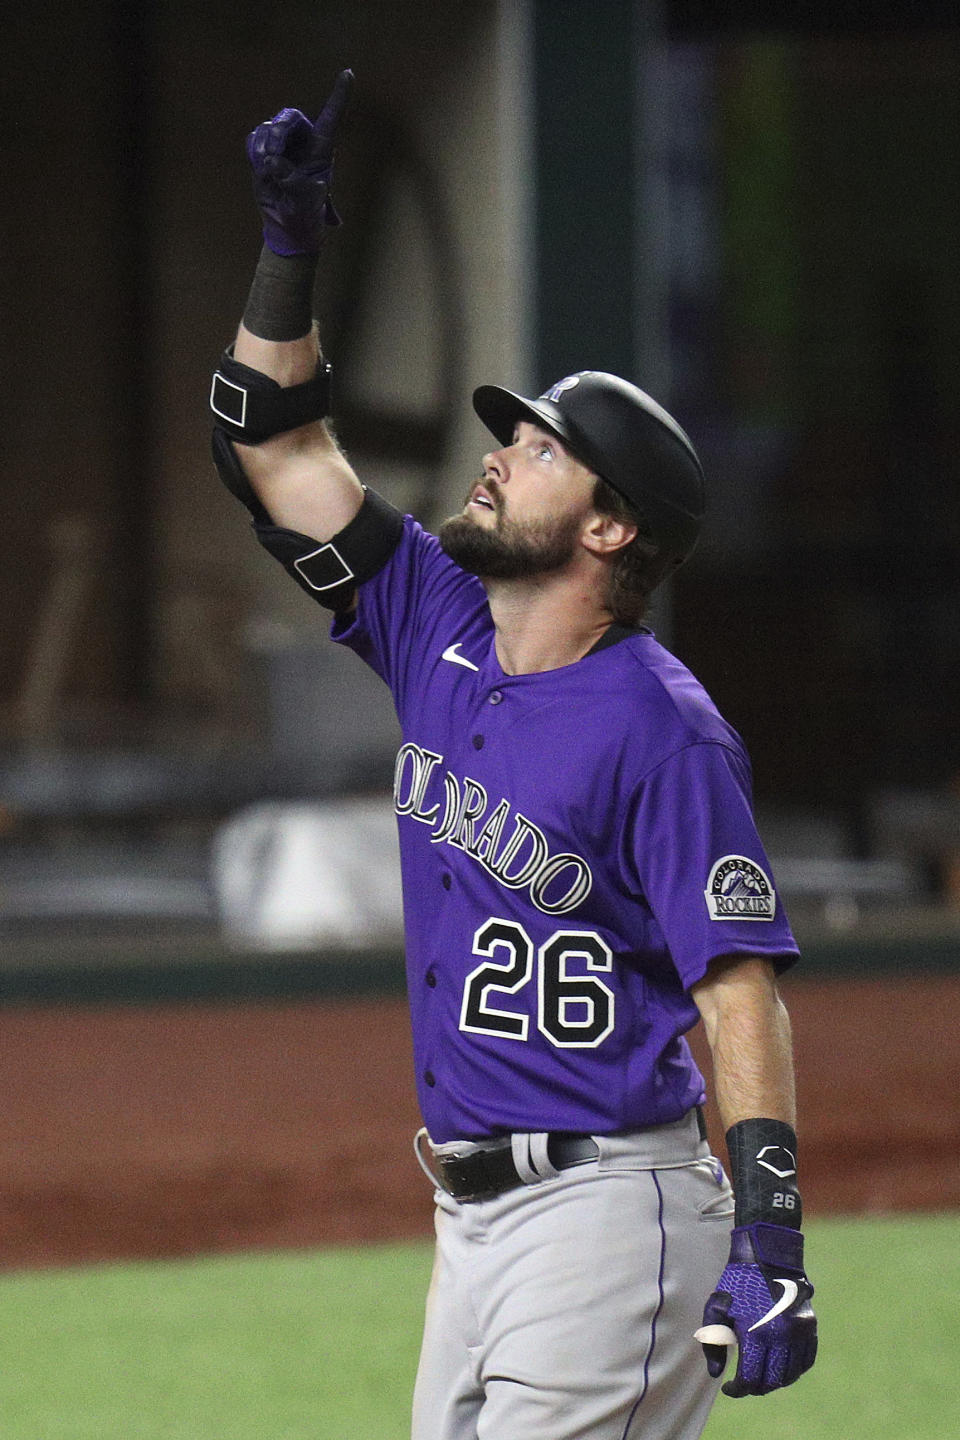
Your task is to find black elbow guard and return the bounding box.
[209,343,333,522]
[210,344,332,444]
[255,487,404,611]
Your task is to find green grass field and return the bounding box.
[0,1212,956,1439]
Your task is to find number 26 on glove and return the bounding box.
[695,1222,818,1398]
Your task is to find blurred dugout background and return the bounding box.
[1,0,959,980]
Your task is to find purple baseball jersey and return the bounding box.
[332,516,799,1143]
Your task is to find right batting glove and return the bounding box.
[696,1221,818,1397]
[246,68,353,256]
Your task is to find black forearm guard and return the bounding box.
[727,1117,803,1229]
[255,487,404,611]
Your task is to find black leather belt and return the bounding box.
[433,1108,707,1204]
[435,1134,599,1203]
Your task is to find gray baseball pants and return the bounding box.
[412,1111,734,1440]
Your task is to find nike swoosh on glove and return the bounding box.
[246,68,353,255]
[696,1222,818,1397]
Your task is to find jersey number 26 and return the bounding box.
[460,917,616,1049]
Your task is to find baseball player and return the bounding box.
[210,72,817,1439]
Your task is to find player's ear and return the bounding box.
[581,509,638,557]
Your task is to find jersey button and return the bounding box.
[488,690,503,705]
[441,873,452,890]
[425,969,437,988]
[424,1069,436,1087]
[472,734,484,749]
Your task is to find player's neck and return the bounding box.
[485,574,613,674]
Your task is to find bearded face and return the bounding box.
[438,483,584,580]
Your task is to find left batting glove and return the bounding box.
[246,68,353,255]
[696,1222,817,1397]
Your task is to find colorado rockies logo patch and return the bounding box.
[704,855,776,921]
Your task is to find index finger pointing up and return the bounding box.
[314,68,354,143]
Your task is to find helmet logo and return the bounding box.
[541,374,581,404]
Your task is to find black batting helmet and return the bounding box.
[472,371,705,576]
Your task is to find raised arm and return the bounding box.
[232,324,363,539]
[210,71,402,610]
[227,73,362,534]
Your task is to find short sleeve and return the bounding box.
[625,741,799,989]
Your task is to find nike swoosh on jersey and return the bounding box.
[441,643,480,672]
[748,1278,799,1332]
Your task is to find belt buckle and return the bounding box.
[437,1154,490,1203]
[437,1141,512,1203]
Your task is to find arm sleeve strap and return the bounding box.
[210,343,332,444]
[209,343,334,521]
[254,487,405,611]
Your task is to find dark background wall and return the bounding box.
[2,0,509,751]
[527,8,960,831]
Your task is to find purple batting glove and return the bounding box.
[246,68,354,256]
[696,1222,817,1397]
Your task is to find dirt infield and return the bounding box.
[0,972,957,1269]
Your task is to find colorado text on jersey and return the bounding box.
[393,742,592,915]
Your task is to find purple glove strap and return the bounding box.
[729,1220,804,1270]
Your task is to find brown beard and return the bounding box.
[438,496,583,580]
